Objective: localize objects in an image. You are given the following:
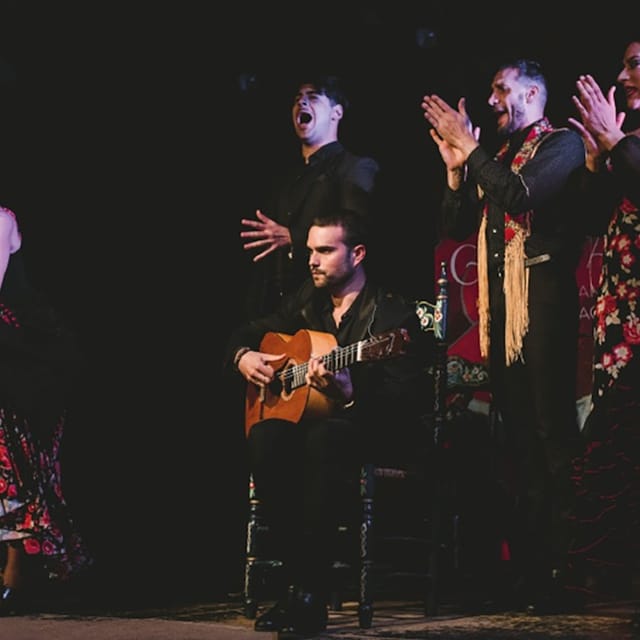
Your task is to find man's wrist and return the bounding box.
[233,346,251,370]
[448,166,466,189]
[602,131,625,152]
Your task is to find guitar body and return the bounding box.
[245,329,338,436]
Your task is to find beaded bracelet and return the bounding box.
[233,346,251,370]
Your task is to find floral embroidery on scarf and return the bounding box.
[489,117,555,241]
[477,117,556,365]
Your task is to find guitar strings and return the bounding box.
[272,330,401,390]
[278,342,362,384]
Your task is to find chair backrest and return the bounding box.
[415,260,448,341]
[415,261,448,445]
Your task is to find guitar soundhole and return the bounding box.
[269,374,284,397]
[280,364,293,396]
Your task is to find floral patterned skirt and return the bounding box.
[0,407,93,581]
[568,380,640,602]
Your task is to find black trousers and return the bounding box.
[488,264,582,584]
[246,416,362,598]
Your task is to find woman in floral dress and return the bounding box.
[0,205,92,615]
[566,37,640,610]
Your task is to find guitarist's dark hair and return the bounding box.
[310,209,369,249]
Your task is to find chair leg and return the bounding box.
[426,482,440,617]
[329,590,343,612]
[425,309,449,617]
[243,559,258,619]
[244,473,260,619]
[358,463,374,629]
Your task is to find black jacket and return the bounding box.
[227,276,431,459]
[246,141,379,318]
[442,124,586,274]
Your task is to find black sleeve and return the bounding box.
[569,134,640,237]
[441,183,481,241]
[609,134,640,206]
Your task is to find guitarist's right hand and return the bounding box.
[237,350,285,388]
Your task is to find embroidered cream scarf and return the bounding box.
[477,117,555,365]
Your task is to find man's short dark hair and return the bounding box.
[296,74,350,111]
[311,210,368,248]
[498,59,547,103]
[499,59,547,89]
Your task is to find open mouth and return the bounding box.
[298,112,312,124]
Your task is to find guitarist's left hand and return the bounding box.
[306,356,354,406]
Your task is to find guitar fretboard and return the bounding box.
[280,342,363,391]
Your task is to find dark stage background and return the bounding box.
[0,2,632,600]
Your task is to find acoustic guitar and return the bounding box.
[244,328,410,436]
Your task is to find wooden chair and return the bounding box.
[242,263,449,629]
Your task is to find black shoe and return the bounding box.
[254,600,294,633]
[524,570,584,616]
[0,587,27,616]
[290,591,328,635]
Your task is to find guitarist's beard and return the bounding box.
[310,266,355,292]
[310,269,329,288]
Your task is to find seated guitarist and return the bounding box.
[224,209,431,635]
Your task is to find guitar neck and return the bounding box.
[321,342,362,373]
[246,327,408,435]
[287,341,363,391]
